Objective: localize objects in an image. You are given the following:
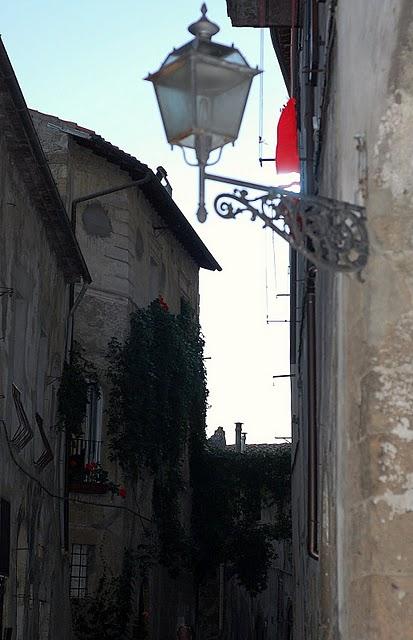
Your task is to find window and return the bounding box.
[70,544,89,598]
[84,383,102,463]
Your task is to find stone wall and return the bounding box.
[33,110,201,639]
[292,1,413,638]
[330,2,413,637]
[0,113,73,639]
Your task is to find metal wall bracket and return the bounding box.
[205,173,368,274]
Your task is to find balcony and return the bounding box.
[68,438,108,494]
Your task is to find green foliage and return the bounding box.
[107,299,206,475]
[57,343,99,437]
[107,298,207,571]
[106,298,291,595]
[72,551,138,640]
[190,445,291,595]
[227,523,277,595]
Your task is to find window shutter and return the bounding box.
[0,499,11,577]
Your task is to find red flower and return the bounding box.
[69,457,78,468]
[119,486,127,498]
[158,295,169,311]
[85,461,97,472]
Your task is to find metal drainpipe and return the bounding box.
[304,0,315,194]
[290,0,299,97]
[306,266,319,558]
[64,271,92,550]
[64,279,90,362]
[299,0,320,560]
[290,0,299,479]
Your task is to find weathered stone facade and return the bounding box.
[32,110,220,639]
[283,1,413,639]
[290,2,413,638]
[227,1,413,637]
[0,38,89,640]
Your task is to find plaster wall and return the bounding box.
[0,120,72,638]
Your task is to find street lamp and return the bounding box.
[146,5,369,274]
[145,3,259,223]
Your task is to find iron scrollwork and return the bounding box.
[214,188,368,273]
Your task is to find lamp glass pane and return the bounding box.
[148,45,258,150]
[152,59,194,144]
[194,59,248,96]
[155,85,193,144]
[195,41,248,66]
[193,59,253,140]
[222,50,248,65]
[209,78,253,139]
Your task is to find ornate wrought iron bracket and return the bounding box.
[204,173,368,274]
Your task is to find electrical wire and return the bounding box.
[1,419,152,530]
[258,28,265,161]
[264,229,269,321]
[272,230,277,296]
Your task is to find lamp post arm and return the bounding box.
[203,173,369,275]
[204,172,296,197]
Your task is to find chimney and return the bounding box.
[241,432,247,453]
[235,422,243,452]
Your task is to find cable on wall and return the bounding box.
[1,419,152,532]
[258,28,265,162]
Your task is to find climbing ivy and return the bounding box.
[106,297,291,594]
[57,343,99,437]
[190,444,291,595]
[107,297,207,572]
[71,550,140,640]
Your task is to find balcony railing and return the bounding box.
[70,437,102,466]
[68,438,107,492]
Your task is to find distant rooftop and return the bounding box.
[208,426,290,453]
[226,442,289,454]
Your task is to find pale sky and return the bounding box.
[2,0,293,444]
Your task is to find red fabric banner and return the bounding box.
[275,98,300,174]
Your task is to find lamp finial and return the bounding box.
[188,4,220,40]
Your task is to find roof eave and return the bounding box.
[0,38,90,284]
[69,132,221,272]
